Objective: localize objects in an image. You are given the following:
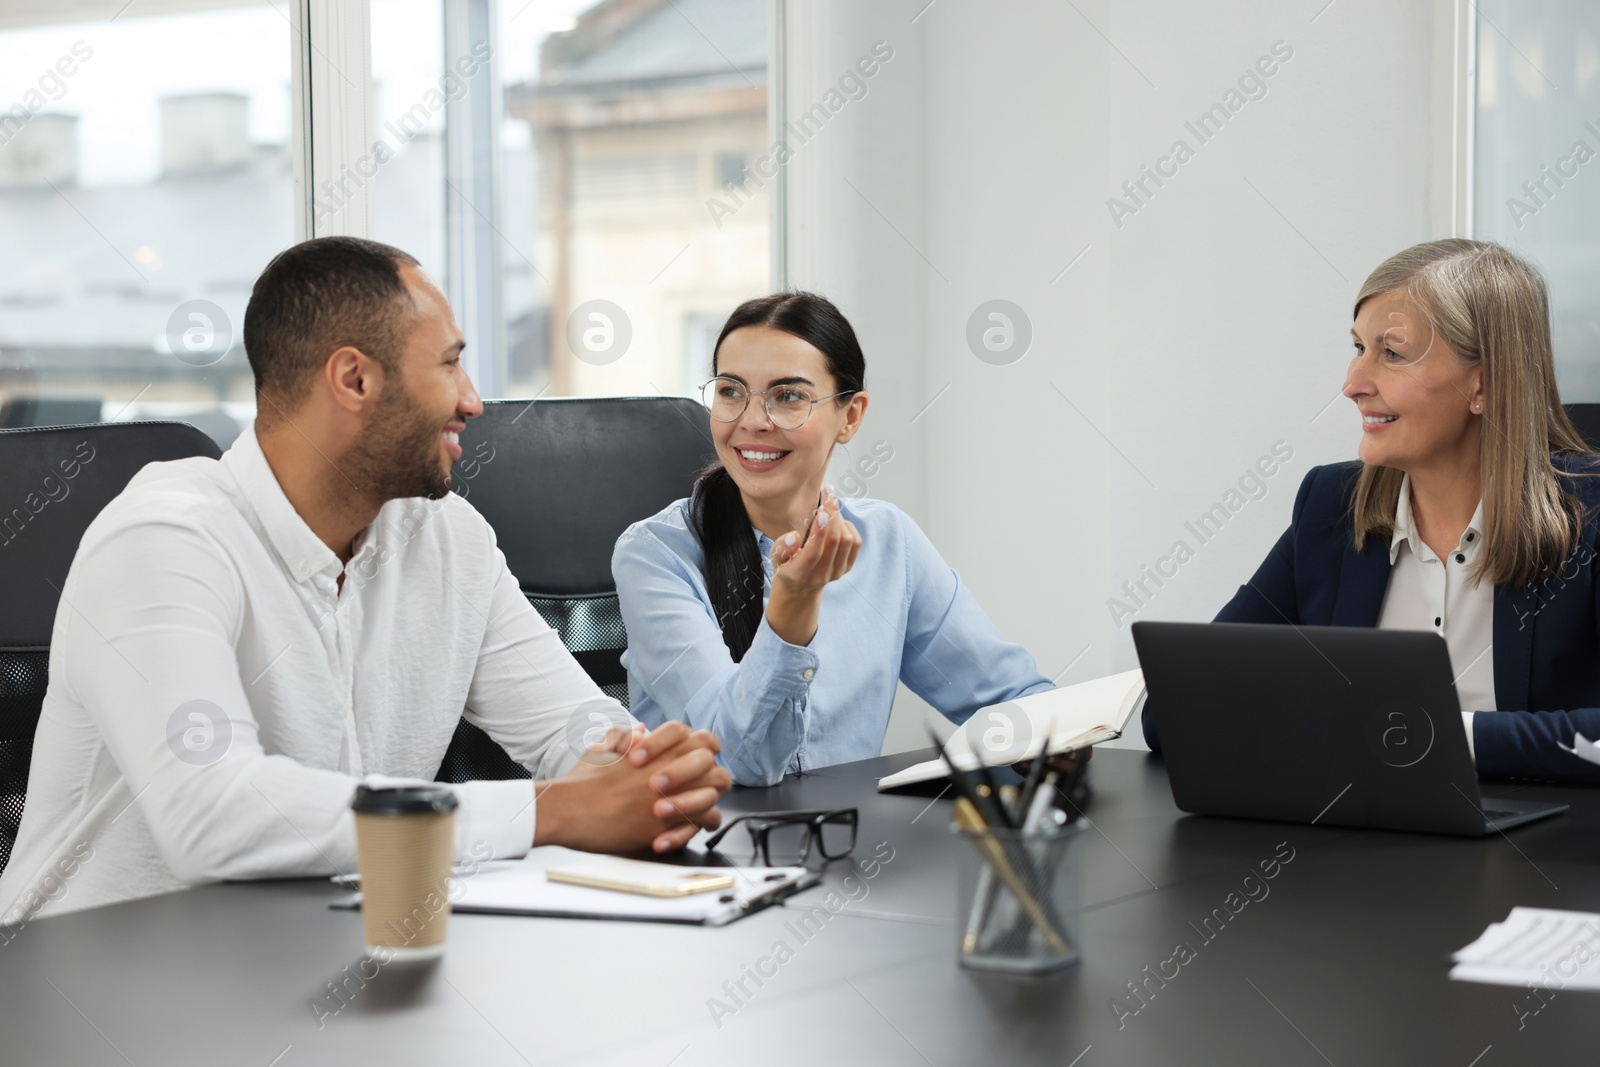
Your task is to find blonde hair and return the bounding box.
[1349,239,1592,588]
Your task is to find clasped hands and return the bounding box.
[534,720,732,854]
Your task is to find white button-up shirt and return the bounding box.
[0,427,625,922]
[1375,474,1494,759]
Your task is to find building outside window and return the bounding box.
[0,4,292,446]
[504,0,769,398]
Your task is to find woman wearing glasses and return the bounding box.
[612,292,1054,786]
[1143,239,1600,784]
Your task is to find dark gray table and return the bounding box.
[3,749,1598,1065]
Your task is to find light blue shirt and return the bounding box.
[612,496,1053,785]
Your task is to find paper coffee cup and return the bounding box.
[351,784,459,959]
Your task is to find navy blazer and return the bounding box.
[1142,458,1600,785]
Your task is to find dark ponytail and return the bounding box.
[689,292,867,661]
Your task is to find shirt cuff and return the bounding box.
[1461,711,1477,763]
[741,618,822,694]
[449,778,535,863]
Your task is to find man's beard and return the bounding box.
[341,381,452,503]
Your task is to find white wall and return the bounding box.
[782,0,1460,754]
[1103,1,1453,676]
[779,1,932,520]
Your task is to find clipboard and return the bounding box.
[331,847,819,927]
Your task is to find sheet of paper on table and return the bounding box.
[1450,907,1600,990]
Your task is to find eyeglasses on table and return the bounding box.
[702,808,859,866]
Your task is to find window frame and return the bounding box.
[294,0,508,394]
[1453,0,1476,238]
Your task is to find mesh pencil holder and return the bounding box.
[952,818,1085,974]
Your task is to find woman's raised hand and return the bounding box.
[763,485,861,646]
[770,484,861,590]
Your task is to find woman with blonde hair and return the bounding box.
[1144,238,1600,783]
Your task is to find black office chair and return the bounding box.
[1563,403,1600,452]
[434,397,716,783]
[0,422,222,877]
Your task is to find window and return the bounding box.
[2,0,772,446]
[1474,1,1600,399]
[370,0,449,290]
[0,3,292,446]
[683,308,732,396]
[366,0,771,401]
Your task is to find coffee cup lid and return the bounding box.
[351,784,460,815]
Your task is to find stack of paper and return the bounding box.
[1450,907,1600,990]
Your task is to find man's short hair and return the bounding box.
[243,236,421,415]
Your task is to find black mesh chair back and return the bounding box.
[435,397,715,783]
[1564,403,1600,452]
[0,422,222,876]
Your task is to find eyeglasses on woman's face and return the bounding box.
[700,377,853,431]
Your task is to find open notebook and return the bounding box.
[877,668,1146,792]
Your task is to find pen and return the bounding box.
[962,866,998,955]
[928,726,1014,830]
[992,769,1066,951]
[983,714,1061,950]
[968,778,1026,951]
[798,486,834,550]
[737,871,812,912]
[1054,756,1089,817]
[999,784,1020,819]
[1023,770,1058,832]
[1014,712,1057,823]
[971,746,1011,828]
[934,723,1017,953]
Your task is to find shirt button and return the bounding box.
[1455,553,1465,564]
[802,668,815,680]
[1465,533,1474,542]
[1434,617,1442,627]
[296,562,310,579]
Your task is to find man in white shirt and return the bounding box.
[0,236,729,923]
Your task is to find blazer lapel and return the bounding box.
[1331,541,1390,626]
[1492,584,1534,712]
